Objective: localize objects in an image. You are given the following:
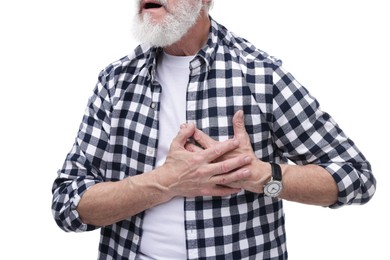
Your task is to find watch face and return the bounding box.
[264,181,282,197]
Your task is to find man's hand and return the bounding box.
[156,121,252,198]
[185,110,272,194]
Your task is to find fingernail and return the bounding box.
[239,110,244,119]
[180,123,188,129]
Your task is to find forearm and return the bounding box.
[279,164,338,206]
[75,124,251,227]
[77,170,172,227]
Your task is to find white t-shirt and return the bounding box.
[137,52,194,259]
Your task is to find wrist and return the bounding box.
[150,166,176,200]
[263,163,283,198]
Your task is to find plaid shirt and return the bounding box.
[52,17,376,259]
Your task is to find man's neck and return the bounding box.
[163,11,210,56]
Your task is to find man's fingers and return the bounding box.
[184,142,203,152]
[172,123,196,147]
[214,155,251,176]
[193,128,217,149]
[208,160,250,187]
[232,110,246,137]
[190,110,247,150]
[201,138,239,162]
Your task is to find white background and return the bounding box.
[1,0,388,259]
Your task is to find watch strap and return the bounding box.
[270,163,282,181]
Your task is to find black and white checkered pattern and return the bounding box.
[52,17,376,259]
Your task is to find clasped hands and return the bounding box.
[159,110,272,198]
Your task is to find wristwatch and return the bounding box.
[264,163,283,197]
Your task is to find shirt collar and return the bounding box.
[195,16,220,70]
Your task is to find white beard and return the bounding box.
[132,0,203,47]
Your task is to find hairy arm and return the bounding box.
[279,164,337,206]
[76,172,170,227]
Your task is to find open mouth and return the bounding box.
[143,2,163,9]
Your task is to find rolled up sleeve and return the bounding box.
[52,173,100,232]
[52,71,111,232]
[271,66,376,208]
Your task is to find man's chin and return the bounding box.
[132,21,187,47]
[132,0,201,47]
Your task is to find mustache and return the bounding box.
[136,0,168,8]
[154,0,168,5]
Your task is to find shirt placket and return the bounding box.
[184,56,209,259]
[145,68,161,170]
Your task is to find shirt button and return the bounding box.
[150,102,156,109]
[147,148,154,156]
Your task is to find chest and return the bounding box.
[106,73,274,179]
